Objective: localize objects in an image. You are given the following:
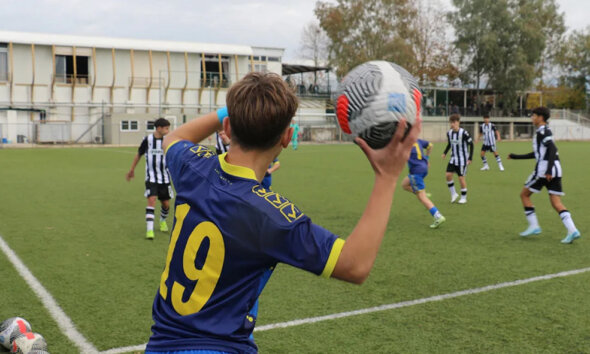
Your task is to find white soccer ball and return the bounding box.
[335,60,421,149]
[0,318,31,349]
[10,333,47,354]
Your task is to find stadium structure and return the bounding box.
[0,30,588,146]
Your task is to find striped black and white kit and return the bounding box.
[446,128,473,166]
[215,132,229,154]
[138,134,170,184]
[480,122,497,149]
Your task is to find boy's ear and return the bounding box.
[280,126,293,148]
[223,118,231,139]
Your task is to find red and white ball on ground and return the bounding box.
[0,318,31,350]
[336,60,422,149]
[10,332,48,354]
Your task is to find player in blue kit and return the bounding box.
[402,139,445,228]
[145,72,421,353]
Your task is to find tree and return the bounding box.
[315,0,418,78]
[412,0,459,84]
[450,0,565,114]
[298,20,331,86]
[558,27,590,110]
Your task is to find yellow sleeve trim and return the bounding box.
[320,238,345,279]
[165,139,182,155]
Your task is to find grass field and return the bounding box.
[0,140,589,354]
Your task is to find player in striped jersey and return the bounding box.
[478,114,504,171]
[508,107,580,244]
[215,129,230,154]
[442,114,473,204]
[126,118,173,239]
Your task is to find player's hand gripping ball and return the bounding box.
[336,60,422,149]
[0,317,31,350]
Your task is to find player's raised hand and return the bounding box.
[355,118,422,180]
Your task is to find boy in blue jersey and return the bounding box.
[145,72,421,354]
[261,158,280,190]
[402,139,445,228]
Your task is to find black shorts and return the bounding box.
[481,144,496,152]
[524,173,564,195]
[446,163,468,177]
[144,182,174,201]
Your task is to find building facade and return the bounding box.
[0,31,284,144]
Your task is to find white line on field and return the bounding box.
[0,234,99,354]
[102,266,590,354]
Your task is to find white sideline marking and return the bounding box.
[101,266,590,354]
[0,235,99,354]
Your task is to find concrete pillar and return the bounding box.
[509,122,514,140]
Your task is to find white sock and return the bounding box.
[460,188,467,199]
[524,207,539,229]
[146,206,155,231]
[559,210,577,234]
[447,181,456,196]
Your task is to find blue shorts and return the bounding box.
[409,173,426,192]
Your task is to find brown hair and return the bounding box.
[226,72,298,150]
[449,114,461,123]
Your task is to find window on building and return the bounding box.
[121,120,139,131]
[55,55,89,84]
[201,55,230,88]
[146,121,155,131]
[250,54,271,73]
[0,44,8,81]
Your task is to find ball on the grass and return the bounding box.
[10,332,47,354]
[0,318,31,349]
[336,60,422,149]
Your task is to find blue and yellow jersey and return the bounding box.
[408,139,432,175]
[147,140,344,353]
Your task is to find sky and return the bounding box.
[0,0,588,62]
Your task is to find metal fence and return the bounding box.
[1,112,590,148]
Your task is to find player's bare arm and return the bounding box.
[163,111,222,152]
[126,154,141,181]
[332,119,421,284]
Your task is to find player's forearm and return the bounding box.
[164,111,221,150]
[129,155,140,171]
[468,142,474,160]
[443,144,451,155]
[335,176,397,284]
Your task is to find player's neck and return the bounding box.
[153,131,163,139]
[225,145,281,182]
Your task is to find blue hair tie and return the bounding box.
[217,107,228,124]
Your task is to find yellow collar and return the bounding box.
[217,153,258,181]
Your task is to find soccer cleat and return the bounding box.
[519,226,541,237]
[160,221,169,232]
[499,165,505,171]
[146,230,155,240]
[560,230,581,244]
[451,194,459,203]
[458,198,467,204]
[430,215,446,229]
[480,165,490,171]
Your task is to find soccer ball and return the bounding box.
[0,318,31,349]
[10,333,47,354]
[335,60,422,149]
